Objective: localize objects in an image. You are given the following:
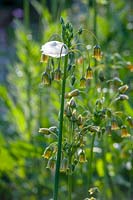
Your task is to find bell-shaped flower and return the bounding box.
[41,41,68,58]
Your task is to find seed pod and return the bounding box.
[80,76,86,88]
[46,157,56,169]
[42,147,53,159]
[39,128,51,135]
[85,66,93,79]
[118,85,128,93]
[40,54,48,63]
[121,125,130,138]
[78,150,87,163]
[54,68,62,81]
[93,45,102,61]
[42,71,51,85]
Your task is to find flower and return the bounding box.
[41,41,68,58]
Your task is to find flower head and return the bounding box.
[41,41,68,58]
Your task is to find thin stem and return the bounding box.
[88,133,96,188]
[53,54,68,200]
[24,0,30,28]
[68,121,74,200]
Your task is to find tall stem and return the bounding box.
[68,121,73,200]
[24,0,30,28]
[53,55,68,200]
[88,133,96,188]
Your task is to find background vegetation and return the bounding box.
[0,0,132,199]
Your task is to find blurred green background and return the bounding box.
[0,0,132,199]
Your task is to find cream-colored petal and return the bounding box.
[41,41,68,58]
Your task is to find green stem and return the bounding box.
[68,121,74,200]
[24,0,30,28]
[53,55,68,200]
[68,172,72,200]
[88,133,96,188]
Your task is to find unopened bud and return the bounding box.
[80,76,86,88]
[49,126,58,134]
[39,128,51,135]
[54,68,62,81]
[65,89,80,98]
[126,116,133,128]
[40,54,48,63]
[69,97,76,109]
[118,85,128,93]
[42,71,51,85]
[79,150,87,163]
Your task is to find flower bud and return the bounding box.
[93,45,102,61]
[60,158,68,173]
[89,126,100,132]
[121,125,130,138]
[64,104,72,117]
[54,68,62,81]
[111,120,119,130]
[106,109,112,118]
[49,126,58,134]
[77,57,84,65]
[42,147,52,159]
[80,76,86,88]
[126,116,133,128]
[112,77,123,86]
[99,70,105,82]
[69,97,76,109]
[60,16,64,24]
[118,85,128,93]
[78,27,83,35]
[85,66,93,79]
[71,109,77,122]
[65,89,80,98]
[78,150,87,163]
[127,62,133,72]
[71,75,76,86]
[42,71,51,85]
[40,54,48,63]
[77,114,83,126]
[46,157,56,169]
[39,128,51,135]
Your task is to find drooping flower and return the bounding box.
[41,41,68,58]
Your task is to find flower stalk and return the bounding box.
[53,54,68,200]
